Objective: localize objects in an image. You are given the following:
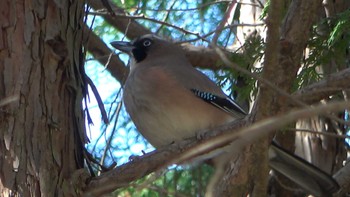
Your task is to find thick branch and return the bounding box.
[279,0,322,81]
[248,1,283,196]
[294,68,350,104]
[272,0,322,136]
[181,43,241,70]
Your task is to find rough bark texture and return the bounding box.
[0,0,86,196]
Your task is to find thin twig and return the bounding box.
[99,100,123,175]
[88,11,200,36]
[212,44,308,108]
[131,1,231,12]
[176,23,265,44]
[212,0,237,44]
[122,1,262,12]
[86,76,109,124]
[288,128,350,139]
[155,0,177,34]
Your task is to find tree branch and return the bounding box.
[212,1,237,44]
[293,67,350,104]
[84,101,349,196]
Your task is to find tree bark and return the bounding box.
[0,0,86,196]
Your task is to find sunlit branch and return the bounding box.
[212,1,237,44]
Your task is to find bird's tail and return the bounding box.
[269,141,340,196]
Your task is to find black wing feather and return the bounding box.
[190,89,247,117]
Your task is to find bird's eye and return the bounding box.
[143,39,152,47]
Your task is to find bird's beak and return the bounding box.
[110,41,134,53]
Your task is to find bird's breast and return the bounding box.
[123,67,233,148]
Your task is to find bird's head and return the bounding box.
[111,34,184,64]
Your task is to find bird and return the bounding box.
[111,34,339,196]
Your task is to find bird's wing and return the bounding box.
[162,62,247,117]
[190,89,247,117]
